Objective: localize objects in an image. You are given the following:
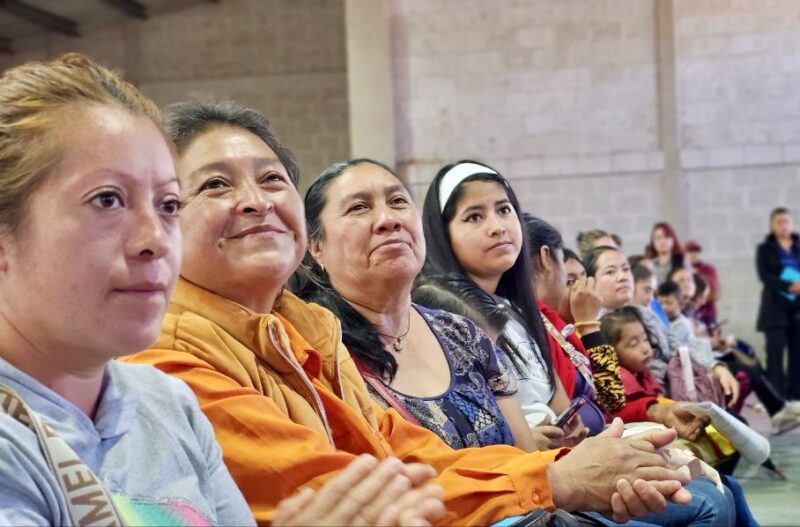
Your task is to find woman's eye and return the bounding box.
[498,205,512,215]
[465,213,482,223]
[90,191,123,209]
[391,196,409,206]
[566,279,576,287]
[199,178,230,192]
[160,198,182,216]
[346,202,368,214]
[261,173,287,185]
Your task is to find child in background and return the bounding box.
[601,308,762,526]
[632,264,670,327]
[632,265,657,308]
[599,307,705,441]
[656,281,700,348]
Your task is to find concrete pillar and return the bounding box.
[654,0,688,234]
[344,0,395,167]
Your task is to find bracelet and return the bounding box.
[573,320,601,329]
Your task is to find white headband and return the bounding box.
[438,162,499,213]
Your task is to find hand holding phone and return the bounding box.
[554,397,586,429]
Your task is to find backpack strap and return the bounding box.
[540,314,596,397]
[351,359,422,426]
[0,384,125,526]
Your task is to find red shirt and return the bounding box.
[614,366,663,422]
[537,301,590,398]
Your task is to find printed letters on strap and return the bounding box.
[0,385,125,526]
[540,315,596,398]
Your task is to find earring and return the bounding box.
[319,262,325,273]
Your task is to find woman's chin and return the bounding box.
[109,325,162,358]
[369,257,423,280]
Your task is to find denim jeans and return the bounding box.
[585,477,735,527]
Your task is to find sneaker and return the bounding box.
[771,408,800,435]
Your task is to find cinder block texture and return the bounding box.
[392,0,800,354]
[0,0,349,188]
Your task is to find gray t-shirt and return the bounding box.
[0,358,254,526]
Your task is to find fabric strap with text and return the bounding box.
[540,315,596,398]
[0,384,124,526]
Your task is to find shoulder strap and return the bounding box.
[540,314,596,396]
[351,359,422,426]
[0,384,125,526]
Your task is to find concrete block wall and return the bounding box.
[676,0,800,346]
[391,0,800,350]
[0,0,349,188]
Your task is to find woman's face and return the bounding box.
[537,246,567,308]
[177,126,306,307]
[447,180,522,291]
[652,227,674,255]
[594,250,633,309]
[565,258,587,288]
[615,320,653,374]
[557,257,587,322]
[0,106,181,364]
[310,163,425,296]
[771,212,793,239]
[671,268,696,306]
[632,276,656,308]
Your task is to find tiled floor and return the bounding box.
[735,398,800,526]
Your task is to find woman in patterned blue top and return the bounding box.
[377,304,516,448]
[294,159,537,451]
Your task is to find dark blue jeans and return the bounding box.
[585,477,735,527]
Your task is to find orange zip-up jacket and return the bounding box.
[121,278,563,525]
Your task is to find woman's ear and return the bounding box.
[538,245,552,273]
[307,238,324,268]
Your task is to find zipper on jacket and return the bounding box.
[267,320,335,446]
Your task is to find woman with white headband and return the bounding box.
[422,160,583,434]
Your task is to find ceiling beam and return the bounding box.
[0,0,79,37]
[102,0,147,19]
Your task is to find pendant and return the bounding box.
[393,338,404,352]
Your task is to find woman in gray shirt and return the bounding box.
[0,53,252,526]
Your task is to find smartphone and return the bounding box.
[554,397,586,429]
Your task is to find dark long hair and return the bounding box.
[583,245,623,278]
[292,158,405,381]
[563,247,583,268]
[412,273,509,337]
[163,100,299,186]
[522,213,564,272]
[600,306,655,351]
[421,160,553,381]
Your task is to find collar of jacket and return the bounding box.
[167,277,347,399]
[766,232,800,247]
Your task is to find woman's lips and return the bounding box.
[487,241,513,251]
[230,224,285,239]
[113,282,167,301]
